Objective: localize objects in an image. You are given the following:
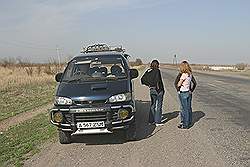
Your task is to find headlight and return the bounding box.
[53,112,63,123]
[109,93,131,103]
[54,96,72,105]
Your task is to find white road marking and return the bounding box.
[208,80,228,87]
[208,83,217,87]
[215,80,224,83]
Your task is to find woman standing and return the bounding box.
[141,60,165,126]
[174,61,197,129]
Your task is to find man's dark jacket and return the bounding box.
[141,68,164,93]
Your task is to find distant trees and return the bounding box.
[235,63,247,70]
[0,57,64,76]
[130,58,143,66]
[0,57,31,68]
[0,57,16,68]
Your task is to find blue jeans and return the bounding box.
[178,92,192,127]
[149,88,164,124]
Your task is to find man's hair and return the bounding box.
[179,60,192,74]
[150,59,159,69]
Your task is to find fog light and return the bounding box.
[118,109,129,120]
[53,112,63,123]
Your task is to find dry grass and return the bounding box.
[0,65,63,91]
[131,65,146,70]
[0,63,60,166]
[215,69,250,78]
[0,64,64,121]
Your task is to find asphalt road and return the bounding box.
[162,68,250,167]
[24,68,250,167]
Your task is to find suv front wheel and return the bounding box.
[125,120,137,141]
[59,130,71,144]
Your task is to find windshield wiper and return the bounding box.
[64,76,122,83]
[67,78,82,83]
[99,77,118,80]
[67,77,91,83]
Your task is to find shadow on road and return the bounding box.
[72,132,126,145]
[135,100,156,140]
[161,110,205,129]
[161,111,179,123]
[190,110,205,128]
[71,100,155,145]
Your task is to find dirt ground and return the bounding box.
[0,104,52,132]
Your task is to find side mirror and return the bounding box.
[130,69,139,79]
[55,73,63,82]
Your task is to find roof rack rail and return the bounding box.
[81,44,125,53]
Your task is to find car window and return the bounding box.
[62,56,127,82]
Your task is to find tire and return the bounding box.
[58,130,71,144]
[125,121,137,141]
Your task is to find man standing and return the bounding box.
[141,60,165,126]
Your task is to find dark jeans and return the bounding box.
[149,88,164,124]
[178,91,192,127]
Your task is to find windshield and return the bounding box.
[62,56,127,82]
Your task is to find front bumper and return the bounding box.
[50,104,135,135]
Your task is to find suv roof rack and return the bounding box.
[81,44,125,53]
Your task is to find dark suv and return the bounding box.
[50,44,139,144]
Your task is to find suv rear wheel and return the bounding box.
[59,130,71,144]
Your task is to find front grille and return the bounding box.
[64,112,118,123]
[75,112,106,121]
[74,100,107,105]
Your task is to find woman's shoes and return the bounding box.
[177,124,189,129]
[177,124,183,128]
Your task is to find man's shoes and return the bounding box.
[156,123,164,126]
[149,122,155,125]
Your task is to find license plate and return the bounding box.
[77,121,105,129]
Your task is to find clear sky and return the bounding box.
[0,0,249,64]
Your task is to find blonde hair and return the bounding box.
[179,61,192,74]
